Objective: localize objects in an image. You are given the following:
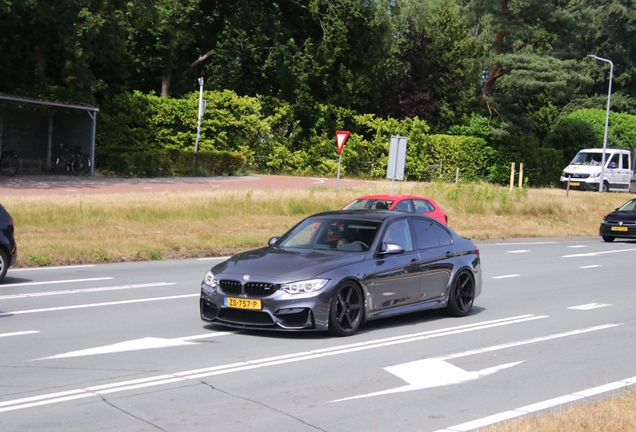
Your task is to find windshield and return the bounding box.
[570,152,604,165]
[618,199,636,211]
[276,217,381,252]
[342,199,394,210]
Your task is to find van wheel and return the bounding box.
[602,181,610,192]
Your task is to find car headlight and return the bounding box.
[590,172,600,178]
[204,271,219,289]
[281,279,329,294]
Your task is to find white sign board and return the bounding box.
[387,135,407,181]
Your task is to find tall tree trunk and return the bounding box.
[479,0,508,110]
[161,68,171,97]
[34,43,47,79]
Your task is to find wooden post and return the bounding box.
[518,163,523,188]
[566,177,571,197]
[509,162,515,191]
[455,167,460,185]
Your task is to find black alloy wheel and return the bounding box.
[328,281,363,336]
[603,181,610,192]
[446,271,475,317]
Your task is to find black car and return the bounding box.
[599,198,636,242]
[200,210,482,336]
[0,203,17,281]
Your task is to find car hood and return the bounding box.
[603,210,636,223]
[564,165,601,174]
[211,246,367,282]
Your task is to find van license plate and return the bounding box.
[612,226,628,232]
[569,182,580,187]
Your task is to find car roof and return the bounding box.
[351,195,432,201]
[307,209,436,223]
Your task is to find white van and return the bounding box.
[560,148,634,192]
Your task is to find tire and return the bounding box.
[0,249,8,282]
[602,181,610,192]
[602,236,615,243]
[71,154,91,176]
[446,271,475,317]
[328,281,363,336]
[1,155,18,177]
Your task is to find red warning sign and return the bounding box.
[336,131,350,155]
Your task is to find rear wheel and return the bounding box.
[602,236,615,242]
[446,271,475,317]
[328,281,363,336]
[1,155,18,177]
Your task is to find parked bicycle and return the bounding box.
[48,143,91,176]
[0,145,20,177]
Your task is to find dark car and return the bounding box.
[599,198,636,242]
[200,210,481,336]
[0,203,17,282]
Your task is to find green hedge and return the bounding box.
[95,147,246,177]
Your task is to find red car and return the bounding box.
[341,195,448,225]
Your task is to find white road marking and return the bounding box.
[3,319,617,415]
[8,265,95,272]
[492,274,519,279]
[568,245,588,248]
[495,242,555,245]
[0,315,546,412]
[143,187,153,189]
[0,278,112,287]
[332,360,524,401]
[507,250,530,254]
[35,332,230,360]
[0,282,176,300]
[0,331,39,338]
[311,177,326,184]
[568,303,612,310]
[563,247,636,258]
[197,256,230,261]
[579,265,601,268]
[436,375,636,432]
[0,294,198,317]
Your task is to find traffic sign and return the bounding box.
[336,131,350,155]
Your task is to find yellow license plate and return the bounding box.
[611,226,628,232]
[225,297,262,309]
[569,182,580,187]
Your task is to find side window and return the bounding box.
[382,220,413,251]
[412,199,434,214]
[394,200,412,212]
[621,154,630,169]
[608,153,619,169]
[409,219,440,250]
[433,223,453,246]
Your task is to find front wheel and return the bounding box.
[328,281,363,336]
[602,236,615,243]
[0,249,8,281]
[602,181,610,192]
[446,271,475,317]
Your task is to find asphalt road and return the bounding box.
[1,237,635,431]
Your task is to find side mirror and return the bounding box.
[609,162,618,169]
[268,236,280,246]
[379,242,405,254]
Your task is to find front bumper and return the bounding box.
[599,223,636,240]
[200,283,332,331]
[560,180,599,191]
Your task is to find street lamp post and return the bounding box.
[194,77,204,153]
[587,54,614,192]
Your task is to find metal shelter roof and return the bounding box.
[0,93,99,112]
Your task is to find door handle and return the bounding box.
[445,251,454,258]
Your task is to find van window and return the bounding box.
[621,154,630,169]
[608,153,619,169]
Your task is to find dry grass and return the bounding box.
[3,180,629,267]
[479,390,636,432]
